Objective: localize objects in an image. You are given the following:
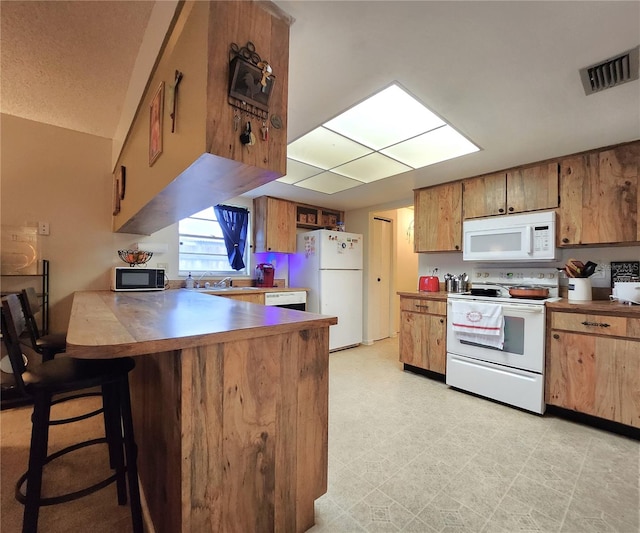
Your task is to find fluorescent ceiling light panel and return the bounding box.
[381,125,479,168]
[285,83,480,192]
[276,159,324,184]
[287,127,372,169]
[295,172,362,194]
[332,152,412,183]
[324,84,446,150]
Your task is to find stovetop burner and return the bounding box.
[448,267,560,304]
[469,288,500,297]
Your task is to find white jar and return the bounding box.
[568,278,591,301]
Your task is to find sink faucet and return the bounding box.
[213,277,232,288]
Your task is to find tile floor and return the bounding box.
[309,337,640,533]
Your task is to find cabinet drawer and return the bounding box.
[400,298,446,315]
[551,312,640,339]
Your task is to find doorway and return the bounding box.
[370,217,392,341]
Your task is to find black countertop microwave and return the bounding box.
[111,267,166,291]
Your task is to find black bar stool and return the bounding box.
[19,287,66,361]
[1,294,143,533]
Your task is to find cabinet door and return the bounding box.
[253,196,296,253]
[399,311,446,374]
[547,330,640,427]
[414,182,462,252]
[462,172,507,218]
[506,163,558,214]
[558,143,639,246]
[220,293,264,304]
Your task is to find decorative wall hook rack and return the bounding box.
[228,41,275,120]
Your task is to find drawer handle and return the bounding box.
[581,320,610,328]
[415,304,429,309]
[553,334,560,339]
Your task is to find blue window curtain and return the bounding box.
[213,205,249,270]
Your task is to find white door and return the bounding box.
[319,269,363,351]
[370,217,392,341]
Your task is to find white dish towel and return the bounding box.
[451,300,504,349]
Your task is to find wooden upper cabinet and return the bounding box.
[253,196,296,253]
[558,141,640,246]
[414,182,462,252]
[463,163,558,219]
[113,1,292,236]
[462,172,507,218]
[506,163,559,214]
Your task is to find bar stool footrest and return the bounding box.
[15,437,120,506]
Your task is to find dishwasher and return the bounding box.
[263,291,306,311]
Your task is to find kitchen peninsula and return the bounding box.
[65,289,337,533]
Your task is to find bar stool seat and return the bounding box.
[1,294,143,533]
[20,287,66,361]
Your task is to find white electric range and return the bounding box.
[446,268,560,414]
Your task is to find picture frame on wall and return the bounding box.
[228,57,274,113]
[117,165,126,200]
[112,171,121,216]
[149,81,164,166]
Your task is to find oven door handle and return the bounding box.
[447,302,544,314]
[498,303,544,313]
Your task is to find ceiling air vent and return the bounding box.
[579,45,639,95]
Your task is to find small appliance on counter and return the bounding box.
[256,263,275,287]
[419,269,440,292]
[611,281,640,305]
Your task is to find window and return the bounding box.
[178,207,249,275]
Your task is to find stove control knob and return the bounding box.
[538,273,544,279]
[484,272,490,278]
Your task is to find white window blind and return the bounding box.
[178,207,248,275]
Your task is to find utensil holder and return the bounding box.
[568,278,592,301]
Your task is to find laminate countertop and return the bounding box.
[65,289,335,359]
[397,291,449,301]
[546,298,640,317]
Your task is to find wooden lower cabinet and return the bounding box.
[219,293,264,304]
[399,296,446,374]
[546,311,640,428]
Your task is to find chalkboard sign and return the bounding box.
[611,261,640,287]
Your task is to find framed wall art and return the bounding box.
[117,165,126,200]
[149,81,164,166]
[228,56,274,113]
[112,171,121,216]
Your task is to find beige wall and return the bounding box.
[1,114,143,333]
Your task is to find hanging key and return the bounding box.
[261,121,269,141]
[233,111,241,132]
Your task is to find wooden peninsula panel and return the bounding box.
[65,290,335,533]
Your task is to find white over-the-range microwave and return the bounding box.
[463,210,556,262]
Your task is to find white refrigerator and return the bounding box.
[289,229,363,351]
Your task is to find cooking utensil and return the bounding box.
[582,261,597,278]
[565,258,584,278]
[508,285,550,299]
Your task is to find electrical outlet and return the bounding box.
[38,222,50,235]
[592,260,608,279]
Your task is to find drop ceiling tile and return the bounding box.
[324,84,445,150]
[276,158,324,184]
[287,127,372,169]
[380,125,479,168]
[331,152,413,183]
[294,171,362,194]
